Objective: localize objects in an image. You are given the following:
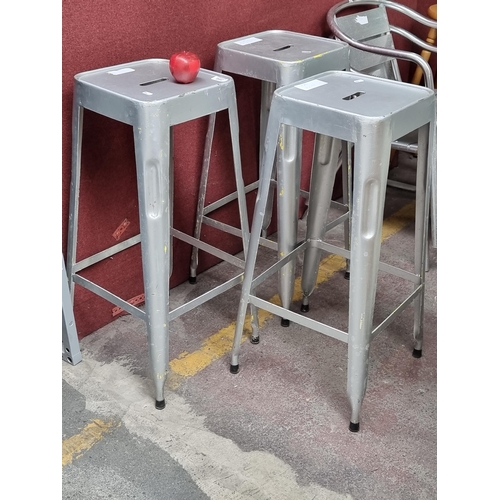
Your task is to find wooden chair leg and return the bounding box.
[411,4,437,86]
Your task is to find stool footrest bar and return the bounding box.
[378,262,421,284]
[371,284,423,340]
[251,241,308,289]
[313,239,421,285]
[313,240,350,260]
[325,211,350,232]
[387,179,417,192]
[257,236,278,252]
[202,216,278,252]
[73,235,141,273]
[250,295,349,343]
[172,228,245,269]
[201,217,245,240]
[169,273,244,321]
[203,179,263,215]
[73,275,146,321]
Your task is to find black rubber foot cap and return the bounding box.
[349,422,359,432]
[189,276,197,284]
[250,336,260,344]
[155,399,166,410]
[300,303,309,313]
[412,348,422,358]
[230,364,239,374]
[344,271,350,280]
[281,318,290,327]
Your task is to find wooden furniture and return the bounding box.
[411,4,437,86]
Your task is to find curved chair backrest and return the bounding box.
[327,0,437,90]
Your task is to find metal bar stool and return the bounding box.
[229,70,436,432]
[189,31,350,325]
[66,59,249,409]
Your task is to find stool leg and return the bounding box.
[227,88,261,342]
[230,107,282,372]
[412,123,431,358]
[347,128,391,432]
[277,123,302,326]
[300,135,342,312]
[260,80,277,238]
[424,119,437,268]
[189,110,217,283]
[429,118,437,248]
[227,92,251,256]
[169,127,174,277]
[189,60,222,283]
[66,100,84,300]
[62,255,82,365]
[133,119,171,409]
[342,141,353,279]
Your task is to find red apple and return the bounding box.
[169,51,201,84]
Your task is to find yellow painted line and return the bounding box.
[169,303,277,378]
[62,419,118,467]
[380,200,415,240]
[169,201,416,378]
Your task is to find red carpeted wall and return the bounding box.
[62,0,435,339]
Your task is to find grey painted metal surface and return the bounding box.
[329,1,436,87]
[62,255,82,366]
[301,136,344,309]
[66,59,250,409]
[229,70,435,432]
[190,31,350,317]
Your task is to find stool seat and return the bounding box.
[66,59,249,409]
[274,72,434,140]
[215,30,349,84]
[75,58,242,125]
[190,31,350,323]
[229,70,436,432]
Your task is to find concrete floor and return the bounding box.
[62,153,437,499]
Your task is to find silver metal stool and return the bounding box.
[190,30,350,324]
[66,59,249,409]
[229,70,436,432]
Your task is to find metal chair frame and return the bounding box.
[327,0,437,246]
